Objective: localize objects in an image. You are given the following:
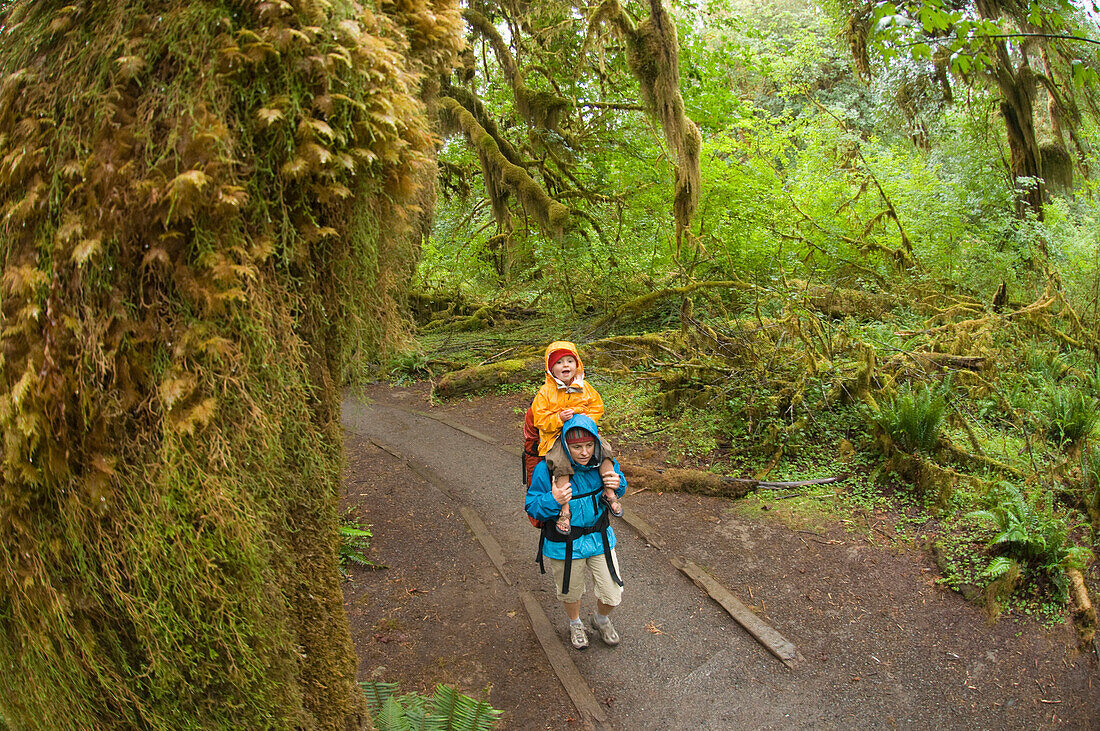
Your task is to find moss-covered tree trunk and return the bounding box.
[0,0,459,727]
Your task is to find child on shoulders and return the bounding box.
[530,341,622,534]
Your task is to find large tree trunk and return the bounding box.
[976,0,1046,223]
[0,0,459,727]
[997,63,1046,223]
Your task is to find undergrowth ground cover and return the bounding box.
[394,289,1100,642]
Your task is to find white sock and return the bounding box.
[570,618,583,627]
[594,612,610,626]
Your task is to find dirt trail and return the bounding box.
[340,384,1098,729]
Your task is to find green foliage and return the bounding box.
[360,682,502,731]
[388,348,432,384]
[967,484,1093,600]
[1082,445,1100,514]
[873,381,949,454]
[0,0,461,726]
[338,516,381,576]
[414,0,1100,625]
[1043,383,1098,447]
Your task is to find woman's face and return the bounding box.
[566,437,595,464]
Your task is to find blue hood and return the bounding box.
[560,413,602,469]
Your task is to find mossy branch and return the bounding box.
[441,81,526,170]
[439,96,572,238]
[462,8,517,80]
[461,8,571,131]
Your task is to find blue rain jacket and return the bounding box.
[524,413,627,561]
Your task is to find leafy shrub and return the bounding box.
[873,381,949,454]
[1025,346,1069,385]
[361,682,502,730]
[1043,384,1099,447]
[1083,445,1100,513]
[967,484,1092,601]
[388,349,432,380]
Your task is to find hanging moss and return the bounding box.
[843,3,873,81]
[1040,142,1073,196]
[462,8,571,131]
[588,0,701,253]
[0,0,459,727]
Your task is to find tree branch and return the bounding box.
[578,100,646,111]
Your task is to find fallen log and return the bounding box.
[1067,568,1097,647]
[433,356,542,398]
[907,352,987,372]
[429,333,689,399]
[620,462,846,498]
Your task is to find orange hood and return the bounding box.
[544,340,583,383]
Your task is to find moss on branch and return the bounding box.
[440,96,572,238]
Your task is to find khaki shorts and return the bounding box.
[546,549,623,605]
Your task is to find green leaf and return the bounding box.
[361,681,400,717]
[983,556,1018,579]
[1027,2,1043,26]
[378,696,412,731]
[1071,59,1099,88]
[950,54,972,74]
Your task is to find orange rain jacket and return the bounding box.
[530,340,605,455]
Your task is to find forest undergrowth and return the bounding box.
[394,273,1100,647]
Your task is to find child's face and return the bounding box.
[551,355,578,382]
[566,437,596,464]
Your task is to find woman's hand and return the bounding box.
[559,408,574,422]
[551,480,572,506]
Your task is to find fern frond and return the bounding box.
[983,556,1018,579]
[360,681,399,716]
[377,696,412,731]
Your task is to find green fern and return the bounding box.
[967,483,1093,601]
[1043,384,1098,447]
[874,380,949,454]
[982,556,1020,580]
[360,682,503,731]
[362,681,399,718]
[1083,445,1100,512]
[377,696,411,731]
[339,518,382,576]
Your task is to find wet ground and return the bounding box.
[340,383,1099,729]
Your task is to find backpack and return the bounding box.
[522,407,544,528]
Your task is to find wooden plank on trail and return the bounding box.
[518,590,612,731]
[619,508,664,550]
[458,505,512,586]
[408,408,506,448]
[669,556,802,669]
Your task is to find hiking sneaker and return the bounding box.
[590,614,620,646]
[569,622,588,650]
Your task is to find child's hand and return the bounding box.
[559,408,574,421]
[551,480,572,505]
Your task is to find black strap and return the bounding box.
[522,447,541,487]
[535,508,622,594]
